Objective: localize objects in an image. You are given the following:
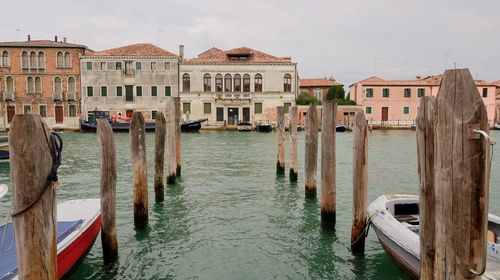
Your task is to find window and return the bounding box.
[68,77,76,93]
[23,105,31,114]
[382,88,389,98]
[255,74,262,92]
[125,61,133,74]
[5,76,14,93]
[365,107,372,114]
[151,86,157,96]
[116,86,123,96]
[151,62,156,70]
[107,62,115,70]
[27,77,34,93]
[243,74,250,92]
[284,74,292,92]
[101,86,107,97]
[57,52,64,68]
[116,62,122,70]
[224,74,232,92]
[165,86,171,96]
[1,51,8,67]
[37,52,45,69]
[404,88,411,98]
[86,61,92,70]
[54,77,62,93]
[100,62,106,70]
[29,52,37,69]
[284,103,291,113]
[255,102,263,114]
[366,88,374,98]
[483,88,488,98]
[203,74,211,92]
[34,77,41,93]
[87,86,93,97]
[64,52,71,68]
[22,51,29,69]
[216,107,224,121]
[314,89,322,100]
[135,62,142,71]
[403,107,410,114]
[183,73,190,92]
[417,88,425,97]
[164,62,171,70]
[215,74,223,92]
[234,74,241,92]
[136,86,142,96]
[183,103,191,114]
[69,105,76,117]
[204,103,211,114]
[39,105,47,117]
[152,110,157,119]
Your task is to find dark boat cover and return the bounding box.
[0,220,83,280]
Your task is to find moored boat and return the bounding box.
[336,124,347,132]
[494,122,500,130]
[80,111,156,132]
[237,121,253,131]
[0,136,9,163]
[180,118,208,132]
[0,198,102,280]
[368,194,500,279]
[256,123,272,132]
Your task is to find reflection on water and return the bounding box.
[1,130,500,279]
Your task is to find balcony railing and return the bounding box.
[67,91,76,101]
[53,92,63,101]
[2,92,15,101]
[214,92,252,100]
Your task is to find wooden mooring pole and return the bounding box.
[276,106,285,175]
[174,96,182,177]
[166,98,177,184]
[154,112,166,202]
[350,111,368,253]
[97,119,118,262]
[432,69,489,279]
[289,106,298,181]
[10,114,57,279]
[321,100,336,224]
[304,103,319,198]
[130,112,148,227]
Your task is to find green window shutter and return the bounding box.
[165,86,171,96]
[152,110,157,119]
[86,62,92,70]
[418,88,425,97]
[366,107,372,114]
[483,88,488,97]
[136,86,142,96]
[183,103,191,114]
[151,86,157,96]
[116,86,122,96]
[403,107,409,114]
[135,62,141,70]
[382,88,389,98]
[101,86,107,97]
[255,102,262,114]
[404,88,411,98]
[366,88,373,98]
[87,86,93,97]
[204,103,211,114]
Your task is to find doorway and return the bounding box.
[125,85,134,102]
[228,107,239,125]
[7,106,15,123]
[55,106,64,124]
[381,107,388,122]
[243,107,250,122]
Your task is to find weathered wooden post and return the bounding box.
[289,106,298,181]
[10,114,57,279]
[321,100,336,224]
[276,106,286,175]
[130,112,148,227]
[166,98,177,184]
[154,112,166,202]
[351,111,368,253]
[304,103,318,198]
[174,97,182,176]
[97,119,118,262]
[433,69,489,279]
[416,96,436,278]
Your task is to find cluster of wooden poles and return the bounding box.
[274,101,369,253]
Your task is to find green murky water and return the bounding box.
[1,130,499,279]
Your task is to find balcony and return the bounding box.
[67,91,76,101]
[53,92,63,101]
[214,92,252,100]
[2,92,15,101]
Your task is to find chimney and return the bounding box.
[179,45,184,61]
[63,37,67,43]
[27,34,31,42]
[54,35,58,42]
[416,76,421,80]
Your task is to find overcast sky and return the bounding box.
[2,0,499,88]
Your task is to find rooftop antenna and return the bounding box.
[156,28,164,46]
[16,29,21,41]
[373,57,381,76]
[444,50,452,69]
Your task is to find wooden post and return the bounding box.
[174,96,182,176]
[416,96,436,278]
[154,112,166,202]
[276,106,285,175]
[434,69,489,279]
[321,100,336,224]
[351,111,368,253]
[289,106,298,181]
[97,119,118,262]
[166,98,177,184]
[10,114,57,279]
[304,103,318,198]
[130,112,148,227]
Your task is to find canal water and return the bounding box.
[1,130,500,279]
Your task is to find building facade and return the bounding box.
[179,47,298,126]
[299,78,343,100]
[80,43,179,122]
[0,36,87,129]
[494,80,500,122]
[349,75,497,126]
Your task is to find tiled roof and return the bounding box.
[0,40,87,49]
[198,47,223,57]
[492,80,500,86]
[300,79,343,87]
[89,43,177,57]
[184,47,293,64]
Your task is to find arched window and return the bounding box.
[284,74,292,92]
[27,77,34,93]
[5,76,14,93]
[243,74,250,92]
[38,52,45,69]
[234,74,241,92]
[224,74,232,92]
[21,51,29,69]
[29,51,37,69]
[182,73,190,92]
[68,77,76,93]
[35,77,41,93]
[215,74,223,92]
[64,52,71,68]
[203,74,211,92]
[255,74,262,92]
[54,77,62,93]
[56,52,63,68]
[2,51,9,67]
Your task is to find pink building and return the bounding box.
[349,75,497,127]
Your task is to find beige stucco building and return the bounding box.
[80,43,179,122]
[179,47,298,127]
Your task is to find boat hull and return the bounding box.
[495,122,500,130]
[181,118,208,132]
[256,124,272,132]
[336,125,346,132]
